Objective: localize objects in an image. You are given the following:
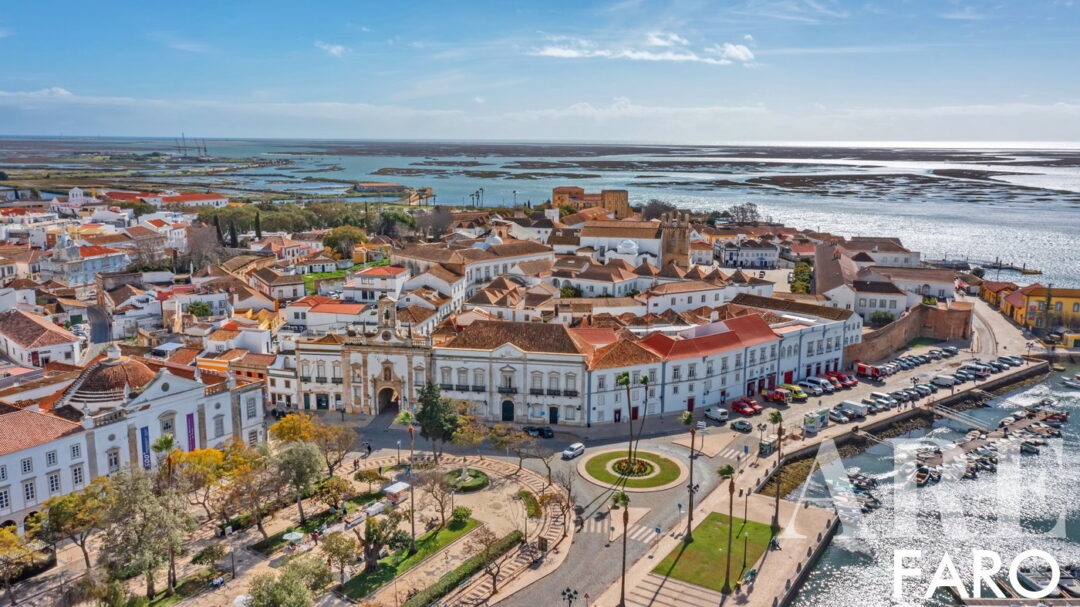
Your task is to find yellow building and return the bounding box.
[552,186,630,219]
[1003,284,1080,330]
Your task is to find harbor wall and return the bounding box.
[777,515,841,607]
[844,303,974,365]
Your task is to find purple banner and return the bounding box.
[186,413,196,451]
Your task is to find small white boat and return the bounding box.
[1063,376,1080,390]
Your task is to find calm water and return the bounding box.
[2,138,1077,286]
[792,363,1080,607]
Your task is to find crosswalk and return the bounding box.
[716,445,748,460]
[579,517,659,543]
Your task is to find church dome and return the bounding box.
[616,239,639,255]
[76,345,155,395]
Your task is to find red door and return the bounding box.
[686,398,695,412]
[746,380,755,395]
[631,406,639,421]
[614,409,622,422]
[784,371,794,384]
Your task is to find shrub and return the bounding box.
[451,506,472,525]
[401,531,523,607]
[517,490,541,518]
[444,469,489,492]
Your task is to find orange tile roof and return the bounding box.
[79,245,126,258]
[358,265,408,276]
[0,409,81,456]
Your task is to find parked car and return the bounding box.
[561,443,585,460]
[779,384,808,400]
[927,350,943,359]
[732,402,757,416]
[889,391,910,403]
[919,383,939,394]
[996,356,1019,367]
[704,407,729,423]
[522,426,541,437]
[805,377,836,393]
[913,385,932,397]
[942,346,959,355]
[1004,355,1024,365]
[731,420,754,433]
[870,391,898,407]
[932,375,957,387]
[829,409,851,424]
[536,426,554,439]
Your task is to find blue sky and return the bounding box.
[1,0,1078,142]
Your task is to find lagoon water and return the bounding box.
[791,364,1080,607]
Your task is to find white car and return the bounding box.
[561,443,585,460]
[703,407,729,423]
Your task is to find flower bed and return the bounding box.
[517,490,541,518]
[444,468,490,492]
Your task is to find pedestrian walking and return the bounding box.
[366,443,373,457]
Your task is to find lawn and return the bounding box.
[147,567,221,606]
[583,451,682,489]
[340,517,480,600]
[652,513,772,592]
[907,337,944,348]
[303,258,390,293]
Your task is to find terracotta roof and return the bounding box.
[208,329,240,341]
[6,278,40,290]
[161,193,227,203]
[302,333,346,345]
[424,264,465,284]
[167,347,202,365]
[238,352,277,367]
[0,409,81,456]
[106,284,145,307]
[580,221,661,240]
[79,245,126,258]
[980,281,1018,293]
[442,321,587,355]
[290,296,337,308]
[0,310,79,349]
[730,293,854,321]
[589,339,662,370]
[309,302,366,314]
[398,305,436,324]
[79,356,156,392]
[358,265,408,277]
[252,267,304,286]
[863,265,956,284]
[124,225,159,239]
[658,262,686,279]
[648,280,718,295]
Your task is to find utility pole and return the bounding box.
[1042,283,1054,334]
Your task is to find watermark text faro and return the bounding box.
[894,549,1060,600]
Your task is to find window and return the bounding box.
[549,373,560,391]
[107,450,120,473]
[20,459,31,475]
[889,300,897,309]
[23,481,35,503]
[72,466,84,487]
[473,369,484,387]
[858,298,867,307]
[214,415,225,438]
[0,489,7,511]
[565,373,576,390]
[648,369,657,383]
[688,364,696,379]
[1074,303,1079,313]
[441,368,451,384]
[47,472,61,494]
[531,373,542,390]
[161,416,175,437]
[0,466,5,481]
[248,430,259,446]
[46,451,57,467]
[598,375,606,390]
[416,369,426,384]
[673,366,681,380]
[246,397,257,419]
[457,369,468,386]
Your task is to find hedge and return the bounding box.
[517,490,541,518]
[444,469,490,492]
[249,491,384,555]
[401,530,524,607]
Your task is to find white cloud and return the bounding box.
[149,32,211,53]
[744,34,755,42]
[940,6,983,19]
[532,45,734,65]
[0,87,72,98]
[314,40,349,57]
[708,42,755,62]
[0,28,11,39]
[645,32,689,47]
[474,97,486,104]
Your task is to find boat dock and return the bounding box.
[920,404,1062,468]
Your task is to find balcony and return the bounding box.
[300,376,311,382]
[563,390,579,397]
[439,383,454,391]
[498,386,518,395]
[471,385,486,392]
[529,388,544,396]
[546,389,561,396]
[455,384,470,392]
[331,378,343,385]
[315,377,328,383]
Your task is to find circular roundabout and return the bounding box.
[578,448,688,492]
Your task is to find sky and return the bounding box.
[1,0,1079,143]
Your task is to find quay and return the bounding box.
[592,357,1051,607]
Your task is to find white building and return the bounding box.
[342,265,409,303]
[0,310,83,367]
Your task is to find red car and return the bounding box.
[826,371,858,388]
[731,398,761,415]
[734,397,764,413]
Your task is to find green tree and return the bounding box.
[100,469,197,599]
[323,225,367,259]
[353,469,388,493]
[311,422,355,476]
[487,424,533,472]
[353,510,410,573]
[612,491,630,607]
[415,381,458,459]
[186,301,211,319]
[274,442,324,524]
[315,476,352,511]
[869,311,895,326]
[34,478,109,569]
[248,571,312,607]
[228,220,239,248]
[718,464,737,594]
[255,212,263,240]
[559,285,581,298]
[321,531,360,583]
[224,442,279,538]
[190,542,227,569]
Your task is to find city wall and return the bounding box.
[844,303,973,364]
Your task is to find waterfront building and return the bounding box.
[551,187,630,219]
[1002,284,1080,331]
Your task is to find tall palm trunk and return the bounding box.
[625,385,634,465]
[685,428,696,543]
[724,480,735,593]
[773,426,784,533]
[619,507,629,607]
[409,427,416,554]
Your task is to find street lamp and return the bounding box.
[396,440,401,465]
[742,531,749,570]
[562,587,579,606]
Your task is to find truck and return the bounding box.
[855,362,885,378]
[763,387,792,404]
[803,409,829,434]
[840,400,869,418]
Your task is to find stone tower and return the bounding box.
[660,212,691,269]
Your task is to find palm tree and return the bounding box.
[768,410,784,534]
[679,410,696,543]
[151,434,177,481]
[631,376,651,462]
[718,464,736,594]
[612,491,630,607]
[394,410,418,554]
[616,372,634,468]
